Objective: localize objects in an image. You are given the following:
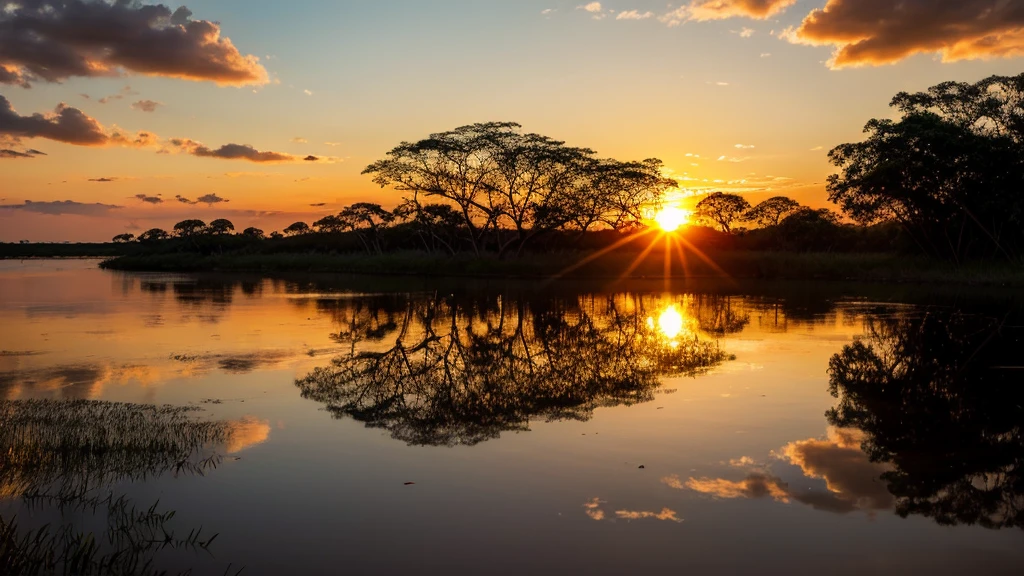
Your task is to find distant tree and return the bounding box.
[173,219,207,238]
[269,231,284,239]
[138,228,169,243]
[283,222,310,236]
[208,219,235,235]
[339,203,396,254]
[829,73,1024,262]
[312,214,345,234]
[570,158,676,232]
[694,192,751,234]
[242,227,265,239]
[745,196,801,228]
[112,233,135,243]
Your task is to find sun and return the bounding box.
[654,207,691,232]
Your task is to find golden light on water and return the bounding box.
[657,305,685,339]
[654,207,690,233]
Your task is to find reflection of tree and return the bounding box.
[827,309,1024,529]
[297,295,729,446]
[690,295,750,336]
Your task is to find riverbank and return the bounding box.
[96,250,1024,286]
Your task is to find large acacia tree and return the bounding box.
[828,74,1024,263]
[694,192,751,234]
[364,122,674,255]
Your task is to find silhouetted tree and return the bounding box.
[312,214,345,234]
[745,196,801,228]
[137,228,169,243]
[173,219,207,238]
[283,221,310,236]
[339,202,395,254]
[242,227,265,239]
[828,74,1024,263]
[269,231,284,239]
[695,192,751,234]
[111,233,135,243]
[207,218,235,235]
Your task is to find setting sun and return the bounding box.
[655,207,691,233]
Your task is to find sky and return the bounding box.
[2,0,1023,241]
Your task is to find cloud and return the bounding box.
[175,193,229,205]
[681,473,792,501]
[659,0,795,25]
[738,27,755,38]
[0,95,157,148]
[324,142,341,147]
[617,10,653,20]
[1,95,109,145]
[169,139,310,163]
[0,0,268,87]
[131,100,162,112]
[577,2,606,19]
[0,200,121,216]
[583,498,605,521]
[1,148,45,159]
[303,89,312,96]
[309,203,327,207]
[97,85,138,104]
[735,144,755,149]
[88,177,117,182]
[134,194,162,204]
[291,137,308,144]
[785,0,1024,68]
[614,508,682,522]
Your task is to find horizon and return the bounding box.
[3,0,1023,242]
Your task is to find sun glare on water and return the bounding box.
[654,207,690,232]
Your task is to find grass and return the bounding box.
[99,249,1024,286]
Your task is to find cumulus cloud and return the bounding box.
[786,0,1024,68]
[0,95,158,148]
[577,2,606,19]
[0,0,268,87]
[0,199,121,216]
[131,100,162,112]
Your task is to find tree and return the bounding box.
[137,228,169,243]
[283,222,310,236]
[111,233,135,243]
[312,214,345,234]
[694,192,751,234]
[173,219,207,238]
[745,196,801,228]
[207,219,235,235]
[829,74,1024,263]
[242,227,265,239]
[269,231,284,239]
[338,202,395,254]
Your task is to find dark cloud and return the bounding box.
[0,0,268,88]
[0,199,122,216]
[303,155,320,162]
[787,0,1024,68]
[175,194,229,205]
[0,94,108,145]
[1,149,33,158]
[131,99,162,112]
[88,177,117,182]
[134,194,162,204]
[169,138,303,163]
[26,149,45,155]
[309,203,327,207]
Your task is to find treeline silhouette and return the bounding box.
[295,293,731,446]
[48,73,1021,270]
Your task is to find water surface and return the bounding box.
[1,260,1022,575]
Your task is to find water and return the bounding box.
[1,259,1022,575]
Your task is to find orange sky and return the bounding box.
[2,0,1023,241]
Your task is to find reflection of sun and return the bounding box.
[654,207,690,233]
[657,305,685,339]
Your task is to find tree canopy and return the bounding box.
[828,73,1024,263]
[695,192,751,234]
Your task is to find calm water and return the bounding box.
[1,259,1022,575]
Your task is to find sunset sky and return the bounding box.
[2,0,1023,241]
